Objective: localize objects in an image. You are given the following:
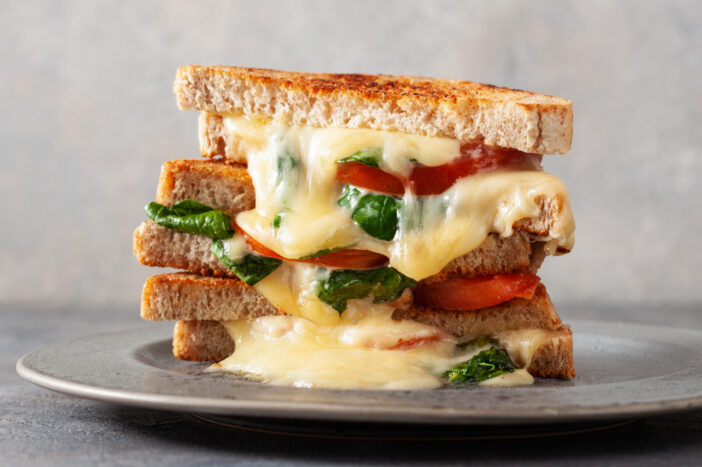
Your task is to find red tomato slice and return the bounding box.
[413,274,540,311]
[409,144,543,196]
[386,334,443,350]
[234,223,388,270]
[335,143,542,196]
[336,161,405,196]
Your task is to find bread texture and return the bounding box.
[141,273,277,321]
[156,159,254,215]
[171,320,574,378]
[141,273,561,335]
[134,220,545,280]
[528,326,575,378]
[173,320,234,362]
[175,65,573,154]
[134,221,232,277]
[393,284,561,337]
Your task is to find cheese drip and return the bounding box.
[224,115,575,281]
[215,307,547,389]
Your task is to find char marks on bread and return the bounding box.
[175,65,573,155]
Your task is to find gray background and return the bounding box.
[2,0,701,309]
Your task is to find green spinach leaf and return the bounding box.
[337,185,400,241]
[145,200,234,239]
[276,153,298,184]
[272,212,285,229]
[210,239,281,285]
[443,348,517,384]
[299,247,344,259]
[317,267,417,313]
[457,337,499,349]
[336,148,382,167]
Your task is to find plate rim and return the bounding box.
[15,319,702,425]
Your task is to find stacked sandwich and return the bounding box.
[134,66,576,389]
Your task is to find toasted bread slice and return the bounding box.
[155,159,254,214]
[141,273,277,321]
[134,220,545,280]
[171,320,574,378]
[142,273,562,334]
[174,66,572,154]
[173,320,235,362]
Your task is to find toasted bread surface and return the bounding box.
[141,273,561,337]
[173,320,234,362]
[175,65,572,154]
[156,159,254,215]
[141,273,277,321]
[393,284,561,337]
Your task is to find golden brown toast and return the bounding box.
[174,65,573,154]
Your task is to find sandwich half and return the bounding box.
[134,66,576,389]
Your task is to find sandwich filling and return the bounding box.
[224,114,574,282]
[212,306,555,389]
[145,113,575,389]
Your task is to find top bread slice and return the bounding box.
[174,66,573,155]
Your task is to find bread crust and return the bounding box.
[141,273,277,321]
[142,273,561,334]
[175,65,572,154]
[156,159,254,214]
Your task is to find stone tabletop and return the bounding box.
[3,304,702,466]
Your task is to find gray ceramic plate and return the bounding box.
[16,320,702,425]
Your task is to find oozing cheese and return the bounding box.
[224,115,575,281]
[253,262,340,324]
[206,115,573,390]
[213,310,554,389]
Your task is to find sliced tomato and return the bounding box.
[412,274,540,311]
[235,223,388,269]
[386,334,443,350]
[409,144,543,196]
[335,143,542,196]
[336,161,405,196]
[302,248,388,269]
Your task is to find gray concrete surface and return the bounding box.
[1,1,701,308]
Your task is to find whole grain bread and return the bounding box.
[141,273,277,321]
[142,273,562,336]
[392,284,561,337]
[173,320,234,362]
[134,220,545,280]
[155,159,254,214]
[171,320,574,378]
[175,66,573,154]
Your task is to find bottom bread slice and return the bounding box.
[173,320,574,378]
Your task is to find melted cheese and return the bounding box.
[212,310,554,389]
[479,369,534,387]
[252,262,339,324]
[493,328,556,367]
[207,115,573,390]
[215,308,476,390]
[224,114,574,281]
